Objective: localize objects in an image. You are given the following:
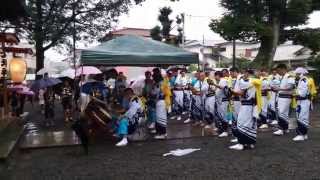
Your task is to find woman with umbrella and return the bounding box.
[31,73,62,126]
[44,87,55,126]
[61,80,73,122]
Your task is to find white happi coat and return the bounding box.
[277,73,295,124]
[296,76,311,128]
[124,97,143,123]
[215,78,229,121]
[237,78,257,140]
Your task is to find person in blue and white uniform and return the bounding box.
[229,69,258,150]
[213,71,230,138]
[172,70,190,121]
[229,67,242,143]
[258,69,270,129]
[116,88,143,147]
[190,72,208,126]
[293,67,311,141]
[272,64,296,136]
[268,69,281,125]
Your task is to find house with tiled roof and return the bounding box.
[184,40,313,68]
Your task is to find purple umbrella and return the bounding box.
[8,84,25,91]
[17,86,34,96]
[31,77,62,90]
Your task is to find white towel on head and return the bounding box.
[294,67,308,75]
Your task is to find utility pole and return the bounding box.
[181,13,185,48]
[232,39,236,68]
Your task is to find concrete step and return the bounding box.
[0,120,24,160]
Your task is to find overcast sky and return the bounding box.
[117,0,320,40]
[46,0,320,61]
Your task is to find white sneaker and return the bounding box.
[204,125,212,129]
[230,138,238,143]
[177,116,182,121]
[259,124,269,129]
[218,132,228,138]
[229,143,244,150]
[270,120,278,125]
[154,134,167,140]
[304,135,308,140]
[115,138,128,147]
[273,129,284,136]
[148,123,155,129]
[182,112,187,115]
[293,135,305,141]
[285,129,290,133]
[170,116,176,120]
[184,118,191,124]
[150,129,156,134]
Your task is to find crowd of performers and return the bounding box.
[108,64,317,150]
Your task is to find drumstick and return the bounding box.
[98,107,112,119]
[92,112,107,126]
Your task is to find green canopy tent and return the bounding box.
[80,35,198,66]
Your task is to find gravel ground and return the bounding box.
[1,103,320,180]
[1,128,320,180]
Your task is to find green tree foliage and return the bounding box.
[150,7,184,45]
[209,0,320,68]
[150,25,162,41]
[159,7,173,42]
[187,64,198,72]
[3,0,143,75]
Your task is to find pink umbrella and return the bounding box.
[115,66,128,75]
[76,66,102,76]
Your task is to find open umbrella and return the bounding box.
[76,66,102,77]
[17,87,34,96]
[31,77,62,90]
[60,68,76,79]
[81,81,106,95]
[36,67,59,76]
[8,84,25,91]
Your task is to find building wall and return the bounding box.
[184,46,217,67]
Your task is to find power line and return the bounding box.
[185,14,214,18]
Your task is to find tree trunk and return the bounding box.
[35,43,44,79]
[35,0,44,80]
[254,1,286,68]
[253,16,281,69]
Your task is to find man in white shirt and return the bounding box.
[272,64,295,136]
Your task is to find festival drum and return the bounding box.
[84,98,113,130]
